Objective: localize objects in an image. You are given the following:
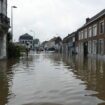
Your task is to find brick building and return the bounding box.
[77,9,105,57]
[62,32,78,55]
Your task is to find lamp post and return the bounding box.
[11,6,17,42]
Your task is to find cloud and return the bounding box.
[8,0,105,42]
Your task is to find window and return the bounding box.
[22,40,24,44]
[88,27,92,37]
[73,37,75,42]
[79,31,83,40]
[98,39,104,55]
[79,32,81,40]
[25,41,27,44]
[99,20,104,34]
[84,28,87,38]
[81,31,84,39]
[93,24,97,36]
[101,40,104,54]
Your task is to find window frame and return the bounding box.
[79,31,81,40]
[81,31,84,39]
[88,27,92,37]
[84,28,87,39]
[99,20,104,34]
[93,24,97,36]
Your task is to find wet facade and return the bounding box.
[0,0,10,59]
[62,32,78,55]
[62,9,105,57]
[42,37,62,52]
[78,9,105,57]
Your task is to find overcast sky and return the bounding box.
[8,0,105,42]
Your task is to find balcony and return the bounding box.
[0,13,10,29]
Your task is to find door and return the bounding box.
[84,42,88,56]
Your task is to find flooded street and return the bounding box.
[0,52,105,105]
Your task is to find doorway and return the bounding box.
[84,42,88,57]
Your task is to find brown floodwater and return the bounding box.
[0,52,105,105]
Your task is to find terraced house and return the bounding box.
[78,9,105,57]
[62,32,78,55]
[0,0,10,59]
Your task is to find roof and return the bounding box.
[19,33,33,40]
[63,32,76,43]
[49,37,62,42]
[41,41,48,46]
[78,9,105,30]
[55,37,62,44]
[49,37,57,42]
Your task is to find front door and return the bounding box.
[84,42,88,57]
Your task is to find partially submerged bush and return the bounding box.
[19,46,26,52]
[7,42,21,58]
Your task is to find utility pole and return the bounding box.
[11,6,17,42]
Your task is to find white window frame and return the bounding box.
[99,20,104,34]
[99,39,104,55]
[81,31,83,39]
[84,28,87,39]
[73,37,75,42]
[79,32,81,40]
[88,27,92,37]
[93,24,97,36]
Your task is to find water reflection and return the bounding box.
[43,53,62,66]
[1,53,105,105]
[63,55,105,104]
[0,59,17,105]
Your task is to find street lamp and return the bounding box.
[11,6,17,42]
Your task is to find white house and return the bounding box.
[19,33,33,50]
[45,37,62,52]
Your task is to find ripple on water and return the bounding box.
[1,53,105,105]
[23,103,64,105]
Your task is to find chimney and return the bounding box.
[86,18,90,23]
